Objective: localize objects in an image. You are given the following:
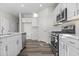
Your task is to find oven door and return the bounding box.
[51,35,59,56]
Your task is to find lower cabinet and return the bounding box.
[7,34,22,56]
[0,34,22,56]
[66,44,79,56]
[16,34,22,54]
[59,40,67,56]
[59,35,79,56]
[0,38,7,56]
[0,44,7,56]
[7,36,18,56]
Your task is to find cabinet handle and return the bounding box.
[16,40,19,44]
[5,46,8,51]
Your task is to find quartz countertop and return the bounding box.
[60,34,79,40]
[0,32,24,39]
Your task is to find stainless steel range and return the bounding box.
[51,25,75,56]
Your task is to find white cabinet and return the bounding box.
[76,4,79,16]
[61,3,67,10]
[59,38,67,56]
[53,3,67,25]
[53,6,58,25]
[53,3,79,25]
[67,44,79,56]
[16,34,22,54]
[57,4,62,14]
[59,34,79,56]
[0,37,7,56]
[7,36,17,56]
[0,34,22,56]
[67,3,77,21]
[7,34,22,56]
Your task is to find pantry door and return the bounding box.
[22,23,32,39]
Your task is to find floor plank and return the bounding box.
[19,39,54,56]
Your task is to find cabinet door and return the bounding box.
[16,35,22,54]
[53,7,58,25]
[7,36,17,56]
[67,3,77,20]
[0,38,7,56]
[0,45,2,56]
[61,3,67,10]
[76,3,79,15]
[0,45,6,56]
[57,4,63,14]
[67,45,79,56]
[59,40,66,56]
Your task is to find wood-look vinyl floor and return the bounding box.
[19,39,54,56]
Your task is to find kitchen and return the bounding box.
[0,3,79,56]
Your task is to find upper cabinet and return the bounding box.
[61,3,67,10]
[76,4,79,15]
[52,6,58,25]
[67,3,77,21]
[56,3,67,14]
[53,3,79,26]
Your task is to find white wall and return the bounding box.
[0,11,18,34]
[20,14,39,40]
[38,7,55,43]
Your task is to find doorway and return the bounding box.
[22,22,32,39]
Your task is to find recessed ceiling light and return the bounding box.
[33,13,38,17]
[21,4,24,7]
[40,4,43,7]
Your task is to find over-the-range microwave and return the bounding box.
[56,8,67,23]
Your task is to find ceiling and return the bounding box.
[0,3,58,17]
